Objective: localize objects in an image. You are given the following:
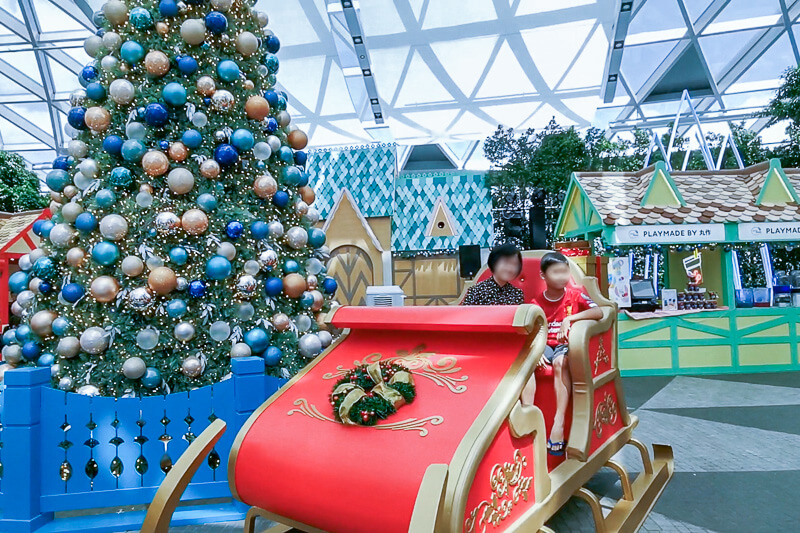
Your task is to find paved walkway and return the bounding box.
[157,373,800,532]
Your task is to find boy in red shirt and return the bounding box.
[522,252,603,455]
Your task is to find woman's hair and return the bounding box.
[540,251,569,273]
[487,243,523,275]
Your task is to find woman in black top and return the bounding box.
[462,244,524,305]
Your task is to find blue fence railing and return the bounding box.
[0,356,285,533]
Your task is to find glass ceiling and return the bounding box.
[0,0,796,173]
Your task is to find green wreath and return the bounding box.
[330,361,416,426]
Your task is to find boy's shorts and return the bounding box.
[543,344,569,364]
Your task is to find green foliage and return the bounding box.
[0,150,47,212]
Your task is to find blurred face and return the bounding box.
[492,255,520,283]
[542,262,571,290]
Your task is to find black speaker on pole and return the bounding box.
[459,244,482,278]
[529,188,547,249]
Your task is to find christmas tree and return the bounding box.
[2,0,337,396]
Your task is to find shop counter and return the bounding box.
[618,307,800,376]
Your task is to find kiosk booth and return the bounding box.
[555,159,800,376]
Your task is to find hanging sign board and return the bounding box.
[613,224,725,245]
[738,222,800,241]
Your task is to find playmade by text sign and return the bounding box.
[614,224,725,245]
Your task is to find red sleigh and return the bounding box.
[144,252,673,532]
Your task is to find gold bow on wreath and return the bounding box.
[330,361,416,426]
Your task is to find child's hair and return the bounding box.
[540,251,569,273]
[487,243,523,275]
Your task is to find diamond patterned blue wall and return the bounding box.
[307,144,397,219]
[392,172,494,252]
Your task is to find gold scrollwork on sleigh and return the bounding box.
[464,449,533,533]
[593,392,618,438]
[593,337,609,373]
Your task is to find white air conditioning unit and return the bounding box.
[366,285,405,307]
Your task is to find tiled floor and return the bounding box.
[161,373,800,532]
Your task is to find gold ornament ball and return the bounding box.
[156,21,169,36]
[148,266,178,295]
[283,273,307,299]
[122,255,145,276]
[245,95,270,121]
[253,174,277,198]
[243,79,254,90]
[30,310,57,337]
[145,51,170,77]
[85,106,111,132]
[142,150,170,176]
[91,275,120,303]
[168,142,188,161]
[311,290,324,311]
[49,191,62,202]
[63,185,79,199]
[66,247,86,267]
[196,76,216,96]
[199,159,221,179]
[299,186,316,205]
[287,129,308,150]
[181,209,209,235]
[103,0,128,25]
[272,313,290,331]
[235,31,260,56]
[140,183,154,194]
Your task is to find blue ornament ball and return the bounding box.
[32,219,45,235]
[158,140,170,150]
[166,299,187,317]
[52,317,70,336]
[205,255,232,280]
[81,65,98,82]
[265,117,278,133]
[46,169,69,192]
[75,212,97,233]
[197,193,217,212]
[177,55,198,75]
[294,150,307,166]
[217,59,240,82]
[39,220,54,238]
[38,281,52,294]
[86,82,106,101]
[67,107,87,130]
[251,221,269,239]
[144,103,169,127]
[264,54,279,74]
[265,277,283,296]
[264,346,282,365]
[266,35,280,53]
[92,241,120,266]
[37,352,55,367]
[297,171,309,187]
[61,282,85,303]
[52,156,72,170]
[272,190,289,208]
[2,329,16,345]
[300,291,314,308]
[169,247,188,265]
[141,367,162,388]
[9,271,29,294]
[159,0,179,17]
[225,220,244,239]
[188,280,206,298]
[231,128,254,151]
[264,89,279,107]
[214,143,239,166]
[95,189,116,208]
[278,146,294,163]
[15,325,32,343]
[120,41,145,63]
[121,140,146,162]
[129,7,153,29]
[103,134,124,155]
[22,341,41,360]
[109,166,133,187]
[163,82,187,106]
[322,277,338,294]
[205,11,228,34]
[243,327,270,354]
[308,228,327,248]
[182,129,203,148]
[284,259,299,273]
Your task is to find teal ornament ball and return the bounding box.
[120,41,145,63]
[308,228,326,248]
[197,193,217,211]
[217,60,240,82]
[205,255,232,280]
[284,259,300,273]
[9,271,29,293]
[230,128,254,151]
[162,82,187,106]
[129,7,153,29]
[46,169,70,192]
[95,188,116,207]
[108,166,133,187]
[121,140,146,162]
[264,53,279,73]
[169,247,188,265]
[32,257,57,280]
[243,327,270,354]
[91,241,120,266]
[166,299,187,318]
[52,317,70,336]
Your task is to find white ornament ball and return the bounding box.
[80,326,109,354]
[2,345,22,364]
[58,376,74,391]
[102,31,122,50]
[16,290,35,309]
[29,248,46,262]
[286,226,308,249]
[167,168,195,195]
[109,79,135,105]
[191,112,208,128]
[255,10,268,27]
[10,301,23,317]
[253,142,271,160]
[318,330,333,348]
[266,135,281,153]
[180,18,206,45]
[235,275,257,298]
[49,223,75,248]
[84,35,103,57]
[62,202,83,223]
[122,255,145,276]
[79,158,100,178]
[136,191,153,207]
[68,140,88,158]
[267,221,284,238]
[99,214,129,240]
[136,328,159,350]
[298,333,323,358]
[56,336,81,358]
[73,172,93,190]
[122,356,147,379]
[258,249,278,269]
[243,259,260,275]
[18,254,32,271]
[145,256,164,270]
[209,320,231,342]
[174,321,195,342]
[128,287,154,310]
[236,31,259,56]
[231,342,251,358]
[77,384,100,396]
[217,242,236,260]
[126,122,147,140]
[101,55,119,71]
[295,314,312,332]
[181,356,203,377]
[211,0,233,10]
